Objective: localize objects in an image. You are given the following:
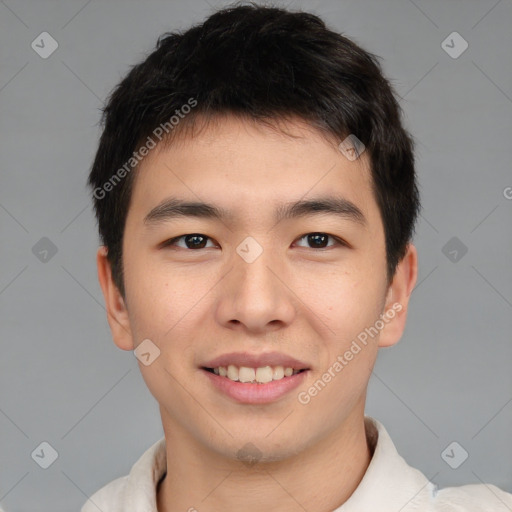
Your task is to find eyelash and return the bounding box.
[161,233,347,250]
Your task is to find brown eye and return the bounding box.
[162,234,216,249]
[294,233,344,249]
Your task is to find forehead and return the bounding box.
[128,115,379,228]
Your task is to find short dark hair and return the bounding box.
[88,2,420,298]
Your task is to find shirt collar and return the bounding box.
[119,416,435,511]
[121,435,166,511]
[335,416,435,511]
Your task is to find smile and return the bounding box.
[203,365,306,384]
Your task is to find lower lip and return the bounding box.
[201,368,309,404]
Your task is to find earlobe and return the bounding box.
[378,243,418,348]
[96,246,135,351]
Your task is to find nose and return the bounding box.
[214,244,297,334]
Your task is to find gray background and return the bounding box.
[0,0,511,510]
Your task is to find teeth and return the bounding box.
[239,366,255,383]
[273,366,284,380]
[227,364,239,381]
[255,366,273,383]
[212,365,303,384]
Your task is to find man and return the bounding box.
[83,3,512,511]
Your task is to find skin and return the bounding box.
[97,115,418,512]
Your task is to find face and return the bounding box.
[99,115,416,463]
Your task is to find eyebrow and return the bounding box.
[143,196,367,227]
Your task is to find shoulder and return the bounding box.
[431,482,512,511]
[80,436,166,511]
[80,475,128,512]
[361,417,512,512]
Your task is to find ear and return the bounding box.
[96,246,135,351]
[378,243,418,348]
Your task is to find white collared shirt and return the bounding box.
[81,416,512,511]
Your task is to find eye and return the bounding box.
[294,232,345,249]
[161,233,217,250]
[161,232,346,251]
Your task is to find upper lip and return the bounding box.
[202,352,310,370]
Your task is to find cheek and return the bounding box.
[303,274,384,396]
[299,277,381,406]
[125,261,212,366]
[123,252,175,338]
[130,281,189,339]
[312,270,384,333]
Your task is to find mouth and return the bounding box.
[202,365,308,384]
[200,352,310,403]
[201,365,309,404]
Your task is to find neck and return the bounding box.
[157,410,373,512]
